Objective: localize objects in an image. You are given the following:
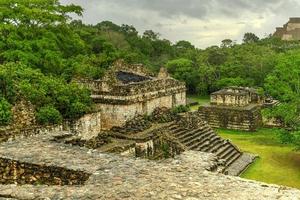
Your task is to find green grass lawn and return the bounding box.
[187,95,210,111]
[217,128,300,189]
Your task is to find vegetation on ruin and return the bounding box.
[0,98,12,125]
[218,128,300,189]
[0,0,299,139]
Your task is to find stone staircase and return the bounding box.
[166,122,242,171]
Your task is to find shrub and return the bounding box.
[171,105,190,114]
[67,101,90,119]
[0,98,12,125]
[277,129,295,144]
[36,105,63,125]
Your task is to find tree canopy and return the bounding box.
[0,0,299,132]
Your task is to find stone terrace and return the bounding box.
[0,134,300,199]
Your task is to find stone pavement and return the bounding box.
[0,134,300,199]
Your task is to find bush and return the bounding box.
[67,101,90,119]
[36,105,63,125]
[0,98,12,125]
[277,129,295,144]
[171,105,190,114]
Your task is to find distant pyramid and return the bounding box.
[274,17,300,40]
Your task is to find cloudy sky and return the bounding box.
[60,0,300,48]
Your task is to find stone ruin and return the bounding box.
[0,123,298,199]
[80,59,186,130]
[274,17,300,41]
[0,63,298,199]
[198,87,263,131]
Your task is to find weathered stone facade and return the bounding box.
[0,111,102,143]
[0,158,90,186]
[199,87,262,131]
[210,87,262,107]
[89,60,186,129]
[274,17,300,41]
[68,112,101,140]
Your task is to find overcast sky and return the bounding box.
[60,0,300,48]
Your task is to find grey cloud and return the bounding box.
[60,0,300,48]
[70,0,299,20]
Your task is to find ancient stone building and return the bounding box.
[198,87,263,131]
[85,60,186,130]
[274,17,300,40]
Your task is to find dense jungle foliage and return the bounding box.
[0,0,299,140]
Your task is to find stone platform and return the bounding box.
[198,104,262,131]
[0,133,300,199]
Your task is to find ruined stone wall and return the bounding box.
[198,105,262,131]
[96,78,185,96]
[96,92,186,129]
[0,158,90,185]
[0,111,102,143]
[67,112,101,140]
[211,94,250,107]
[0,126,63,143]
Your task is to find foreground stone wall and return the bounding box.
[198,105,262,131]
[0,158,90,186]
[0,150,299,199]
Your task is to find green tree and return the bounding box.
[0,0,82,27]
[0,98,12,125]
[36,105,62,125]
[265,50,300,130]
[243,32,259,44]
[143,30,160,41]
[221,39,234,48]
[166,58,198,93]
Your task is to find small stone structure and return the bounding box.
[198,87,263,131]
[274,17,300,41]
[84,60,186,130]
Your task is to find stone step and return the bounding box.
[176,128,205,140]
[216,143,231,157]
[205,138,223,153]
[197,136,215,151]
[202,136,222,152]
[194,141,210,151]
[200,143,213,152]
[225,150,240,163]
[183,130,215,148]
[187,133,213,150]
[167,122,244,171]
[179,128,211,144]
[219,146,236,160]
[209,136,222,146]
[209,141,225,153]
[226,152,241,167]
[225,153,258,176]
[173,129,190,138]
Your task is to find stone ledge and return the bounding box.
[225,153,258,176]
[0,139,299,199]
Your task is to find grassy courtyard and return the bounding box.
[187,95,210,111]
[217,128,300,189]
